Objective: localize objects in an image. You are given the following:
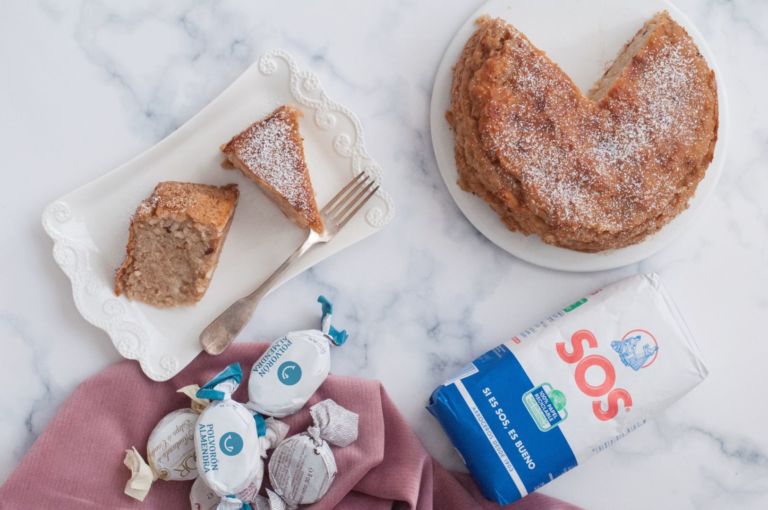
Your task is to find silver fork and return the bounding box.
[200,172,379,355]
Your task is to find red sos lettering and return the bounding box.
[555,330,633,421]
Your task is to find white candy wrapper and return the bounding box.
[194,363,287,508]
[189,478,270,510]
[267,399,359,509]
[189,424,289,510]
[254,491,286,510]
[248,297,348,418]
[124,385,209,501]
[190,476,278,510]
[190,476,219,510]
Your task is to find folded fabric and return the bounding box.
[0,343,581,510]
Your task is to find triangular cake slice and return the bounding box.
[221,106,323,232]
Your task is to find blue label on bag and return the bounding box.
[522,383,568,432]
[427,345,577,504]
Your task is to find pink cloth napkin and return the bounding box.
[0,343,581,510]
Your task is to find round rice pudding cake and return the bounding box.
[448,11,718,252]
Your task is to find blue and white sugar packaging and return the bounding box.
[247,296,348,418]
[194,363,287,508]
[428,273,708,504]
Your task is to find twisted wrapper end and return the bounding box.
[266,488,289,510]
[216,495,249,510]
[260,417,290,457]
[123,447,157,501]
[309,399,358,447]
[177,384,210,413]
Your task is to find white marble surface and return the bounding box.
[1,1,766,508]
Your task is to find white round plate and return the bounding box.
[430,0,728,272]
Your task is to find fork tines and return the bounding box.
[322,172,379,230]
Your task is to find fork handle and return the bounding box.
[200,232,319,355]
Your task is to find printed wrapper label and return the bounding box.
[146,409,198,480]
[194,400,264,497]
[123,408,198,501]
[268,399,359,508]
[248,331,331,418]
[428,273,708,505]
[268,435,337,507]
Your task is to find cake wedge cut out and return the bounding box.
[448,11,718,252]
[114,181,239,307]
[221,105,324,232]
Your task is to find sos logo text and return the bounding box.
[555,329,636,421]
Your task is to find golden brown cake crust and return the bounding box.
[221,105,324,233]
[449,11,718,252]
[139,181,240,229]
[114,181,239,307]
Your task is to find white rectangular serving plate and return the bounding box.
[42,50,394,381]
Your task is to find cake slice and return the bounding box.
[114,181,239,307]
[221,105,323,232]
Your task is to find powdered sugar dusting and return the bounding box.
[228,107,312,214]
[135,182,238,228]
[485,22,712,233]
[137,192,158,216]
